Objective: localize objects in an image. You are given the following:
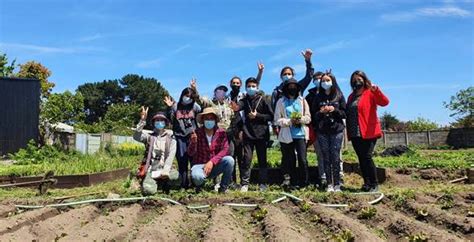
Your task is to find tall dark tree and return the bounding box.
[380,112,400,131]
[120,74,169,125]
[76,80,124,124]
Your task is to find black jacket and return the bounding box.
[310,91,346,134]
[237,93,274,140]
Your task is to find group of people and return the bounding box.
[133,49,389,195]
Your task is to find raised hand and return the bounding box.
[230,101,240,112]
[257,61,265,72]
[164,96,174,107]
[301,48,313,61]
[140,106,149,120]
[190,77,197,90]
[370,84,378,92]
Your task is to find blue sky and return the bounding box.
[1,0,472,125]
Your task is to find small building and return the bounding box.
[0,77,40,156]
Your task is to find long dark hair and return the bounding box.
[177,87,196,109]
[350,70,372,90]
[318,73,343,102]
[280,66,295,77]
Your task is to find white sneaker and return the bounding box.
[334,185,342,192]
[326,185,334,192]
[214,183,220,192]
[240,185,249,193]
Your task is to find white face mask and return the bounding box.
[321,81,333,90]
[281,74,292,81]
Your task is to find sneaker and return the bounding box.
[214,183,220,192]
[326,184,335,192]
[369,185,379,193]
[195,186,202,193]
[334,185,342,192]
[218,187,228,194]
[282,174,291,187]
[240,185,249,193]
[361,184,370,192]
[259,184,267,192]
[320,178,327,187]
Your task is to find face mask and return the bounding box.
[204,120,216,129]
[154,121,166,130]
[214,89,226,101]
[182,96,192,104]
[287,88,298,97]
[231,85,240,92]
[313,79,320,86]
[281,74,292,82]
[246,87,258,96]
[321,81,332,90]
[351,81,364,91]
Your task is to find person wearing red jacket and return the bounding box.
[346,70,389,192]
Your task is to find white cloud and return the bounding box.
[381,5,471,22]
[136,58,161,69]
[171,44,191,54]
[317,40,351,54]
[0,42,104,54]
[79,33,103,42]
[220,37,285,49]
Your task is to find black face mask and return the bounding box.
[351,81,364,91]
[288,88,298,97]
[231,85,240,92]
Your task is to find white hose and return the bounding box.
[223,203,258,208]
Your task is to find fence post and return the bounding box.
[427,131,432,146]
[383,131,387,146]
[405,132,409,146]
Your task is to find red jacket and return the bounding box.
[348,87,389,140]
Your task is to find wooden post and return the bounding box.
[383,131,387,146]
[405,132,409,146]
[427,131,432,146]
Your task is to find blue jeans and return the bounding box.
[318,132,344,186]
[191,156,235,190]
[176,135,191,188]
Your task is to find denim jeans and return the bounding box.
[176,135,191,188]
[191,156,235,190]
[318,132,344,186]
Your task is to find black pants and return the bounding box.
[241,139,268,185]
[351,137,378,187]
[230,137,244,183]
[280,138,308,186]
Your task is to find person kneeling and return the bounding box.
[134,108,180,195]
[188,107,235,193]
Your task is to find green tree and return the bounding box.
[17,61,55,98]
[120,74,169,122]
[76,80,124,124]
[0,52,16,77]
[406,117,439,131]
[102,103,140,135]
[41,91,85,125]
[444,86,473,128]
[380,112,400,131]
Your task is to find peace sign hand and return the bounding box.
[140,106,149,121]
[164,96,174,107]
[190,78,197,90]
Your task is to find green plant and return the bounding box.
[300,201,312,212]
[390,189,416,207]
[251,207,268,222]
[416,208,429,219]
[332,229,355,242]
[357,207,377,219]
[407,233,428,242]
